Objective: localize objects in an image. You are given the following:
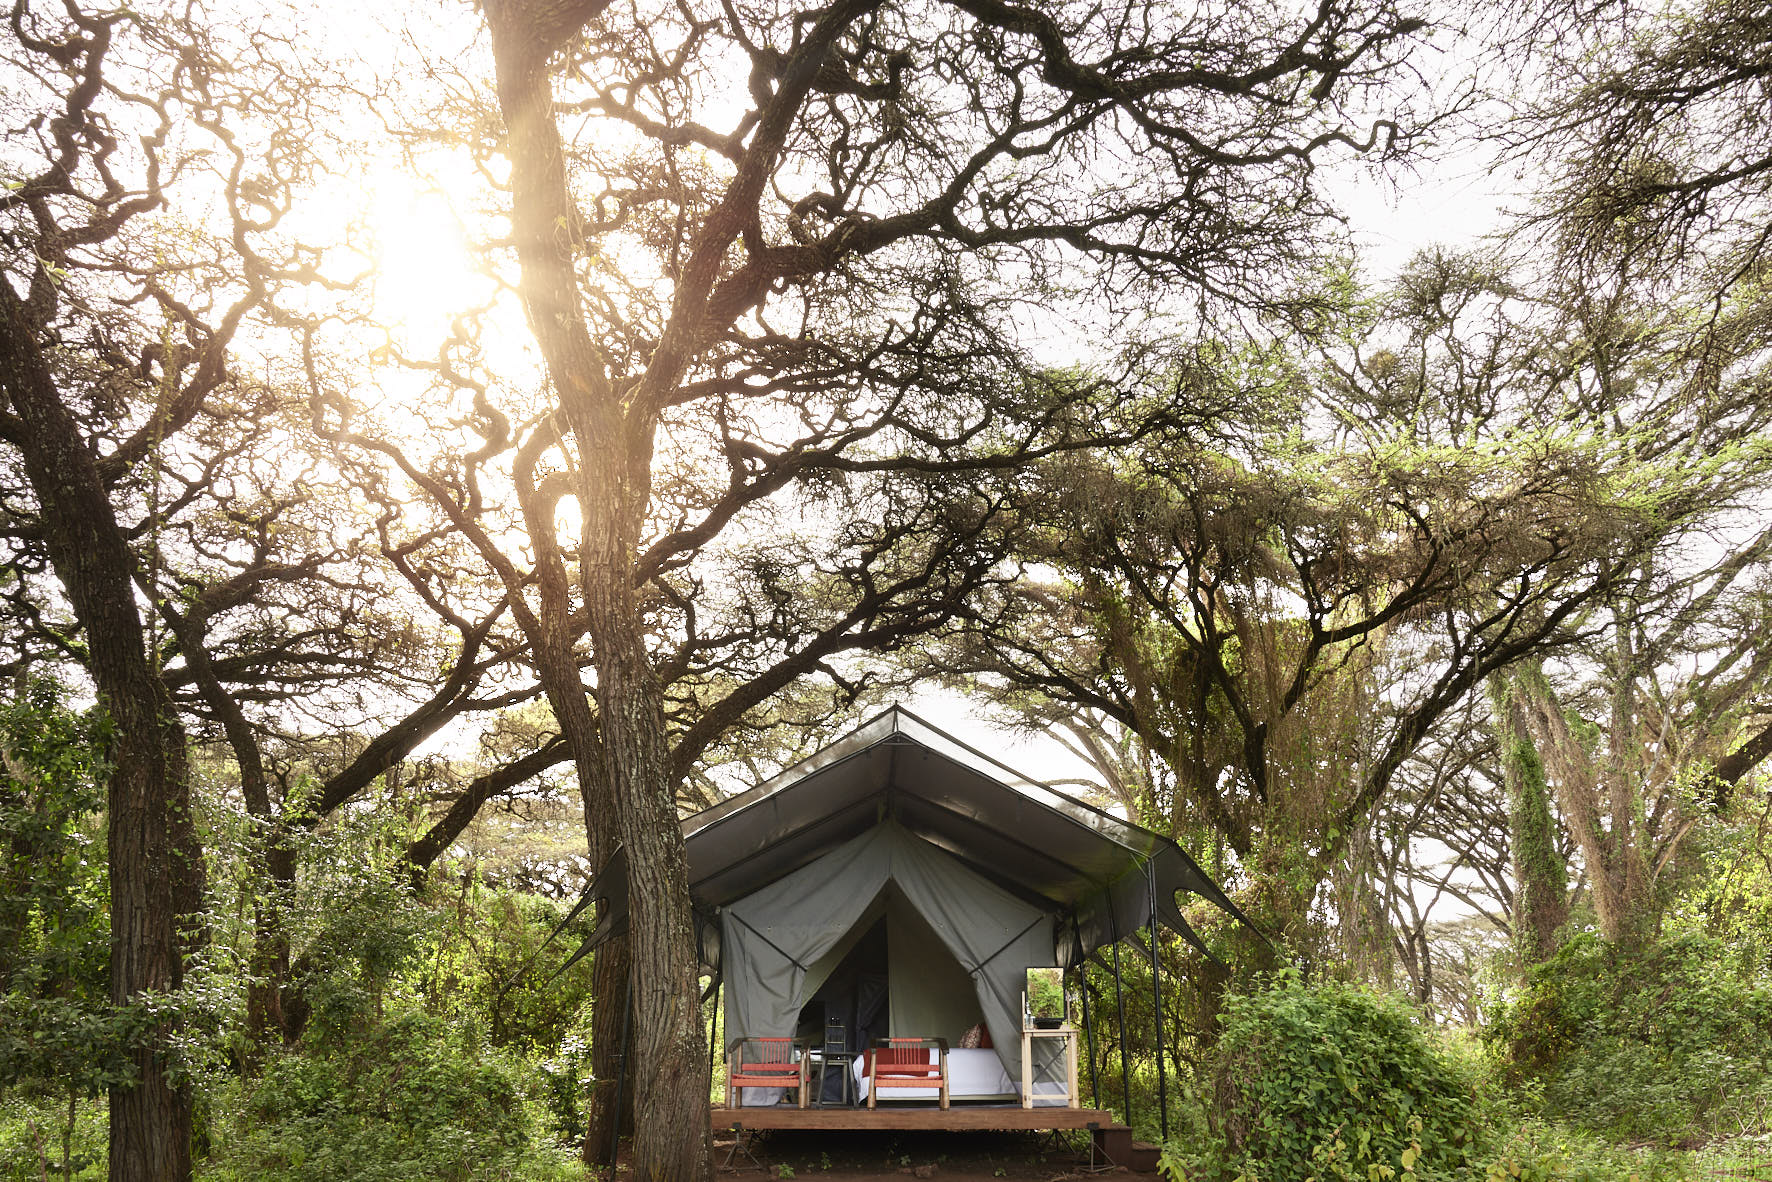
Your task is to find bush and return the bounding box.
[1475,1120,1691,1182]
[1489,932,1772,1143]
[202,1011,576,1182]
[1176,971,1482,1181]
[0,1094,106,1182]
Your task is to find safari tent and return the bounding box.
[578,706,1251,1134]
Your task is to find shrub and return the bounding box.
[1190,971,1482,1181]
[0,1094,106,1182]
[1489,932,1772,1142]
[203,1011,575,1182]
[1475,1120,1691,1182]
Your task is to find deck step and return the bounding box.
[1128,1140,1161,1173]
[1090,1124,1131,1167]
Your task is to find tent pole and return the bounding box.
[1111,928,1133,1128]
[707,970,722,1101]
[608,971,632,1180]
[1072,915,1100,1109]
[1149,888,1170,1141]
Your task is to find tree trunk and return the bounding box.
[483,2,710,1173]
[1488,672,1568,966]
[581,515,711,1182]
[247,840,297,1049]
[2,282,203,1182]
[581,937,633,1164]
[1514,666,1651,951]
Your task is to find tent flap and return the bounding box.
[722,820,1050,1076]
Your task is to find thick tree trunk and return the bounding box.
[581,937,633,1164]
[1514,667,1651,952]
[2,282,204,1182]
[581,509,711,1182]
[483,4,710,1175]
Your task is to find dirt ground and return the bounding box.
[707,1128,1131,1182]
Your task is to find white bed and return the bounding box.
[851,1048,1066,1105]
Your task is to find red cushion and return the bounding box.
[978,1024,993,1050]
[862,1047,934,1078]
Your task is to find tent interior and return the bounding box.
[793,893,984,1052]
[719,818,1062,1102]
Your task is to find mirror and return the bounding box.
[1025,966,1064,1028]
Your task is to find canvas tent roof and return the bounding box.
[576,706,1253,970]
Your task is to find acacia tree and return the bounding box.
[1505,0,1772,301]
[303,0,1443,1173]
[930,251,1769,991]
[0,5,342,1173]
[0,6,584,1175]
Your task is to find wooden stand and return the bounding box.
[1019,1025,1079,1109]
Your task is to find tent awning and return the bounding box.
[575,706,1256,969]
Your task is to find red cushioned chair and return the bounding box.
[865,1037,949,1109]
[726,1037,808,1108]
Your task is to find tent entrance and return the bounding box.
[719,820,1051,1077]
[796,886,986,1051]
[799,910,888,1049]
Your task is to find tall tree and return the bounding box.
[0,5,328,1173]
[0,5,567,1172]
[1501,532,1772,952]
[318,0,1439,1173]
[932,250,1765,986]
[1505,0,1772,301]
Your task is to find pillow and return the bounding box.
[959,1022,986,1049]
[978,1023,993,1049]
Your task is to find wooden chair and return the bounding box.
[726,1037,807,1108]
[865,1037,949,1109]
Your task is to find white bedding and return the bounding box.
[851,1048,1066,1105]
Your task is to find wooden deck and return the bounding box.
[709,1105,1115,1132]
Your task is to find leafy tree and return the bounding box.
[310,0,1442,1173]
[0,6,570,1173]
[0,4,322,1169]
[1204,972,1482,1180]
[1495,537,1772,952]
[935,251,1769,1001]
[1505,0,1772,302]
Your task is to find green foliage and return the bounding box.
[411,877,597,1143]
[0,683,125,1098]
[1027,966,1064,1020]
[418,878,596,1054]
[0,1094,106,1182]
[281,810,437,1042]
[202,1011,576,1182]
[1191,972,1483,1181]
[194,812,592,1177]
[1474,1121,1691,1182]
[1488,932,1772,1142]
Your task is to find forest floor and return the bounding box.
[705,1129,1129,1182]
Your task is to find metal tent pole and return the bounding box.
[608,972,632,1180]
[1110,922,1133,1128]
[1072,915,1100,1109]
[1149,871,1170,1141]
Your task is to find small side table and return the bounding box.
[809,1048,858,1107]
[1020,1025,1080,1109]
